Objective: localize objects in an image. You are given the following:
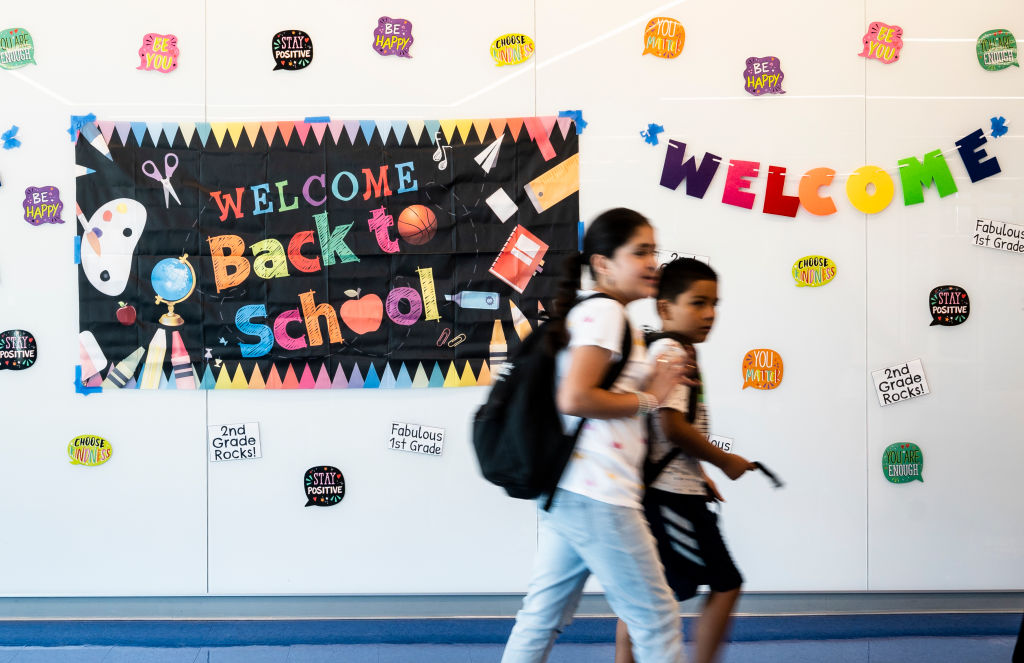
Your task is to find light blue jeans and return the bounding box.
[502,489,684,663]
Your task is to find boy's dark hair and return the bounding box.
[657,258,717,301]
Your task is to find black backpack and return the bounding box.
[472,293,632,510]
[642,331,700,486]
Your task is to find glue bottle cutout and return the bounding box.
[445,291,499,310]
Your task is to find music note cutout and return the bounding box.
[432,131,453,171]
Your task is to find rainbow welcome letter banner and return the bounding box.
[75,117,580,391]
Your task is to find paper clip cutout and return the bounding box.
[436,327,451,346]
[446,333,467,348]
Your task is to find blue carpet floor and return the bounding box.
[0,614,1017,662]
[0,638,1015,662]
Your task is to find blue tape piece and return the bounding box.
[73,236,81,264]
[557,110,587,133]
[990,116,1008,138]
[304,116,331,123]
[578,222,584,252]
[1,125,20,150]
[75,365,102,396]
[640,123,665,146]
[67,113,96,142]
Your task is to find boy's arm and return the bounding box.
[659,408,756,480]
[699,464,725,502]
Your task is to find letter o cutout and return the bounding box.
[845,165,894,214]
[385,287,423,326]
[331,171,359,202]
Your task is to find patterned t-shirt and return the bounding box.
[646,337,708,496]
[556,293,651,509]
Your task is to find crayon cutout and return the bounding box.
[170,331,196,389]
[138,329,168,390]
[489,320,508,375]
[102,348,144,389]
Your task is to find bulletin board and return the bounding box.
[0,0,1021,599]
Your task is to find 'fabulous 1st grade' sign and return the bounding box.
[388,422,445,456]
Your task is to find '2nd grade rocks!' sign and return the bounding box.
[871,358,930,407]
[75,117,579,391]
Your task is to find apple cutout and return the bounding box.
[116,301,137,326]
[339,290,383,335]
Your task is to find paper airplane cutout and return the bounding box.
[474,135,504,174]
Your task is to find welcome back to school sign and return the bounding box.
[74,117,580,391]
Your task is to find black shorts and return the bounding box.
[643,488,743,601]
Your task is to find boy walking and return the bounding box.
[616,258,756,663]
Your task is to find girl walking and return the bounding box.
[502,208,686,663]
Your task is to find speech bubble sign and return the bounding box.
[792,255,836,287]
[0,330,37,370]
[977,29,1018,70]
[373,17,413,58]
[491,34,535,66]
[858,21,903,64]
[22,186,64,225]
[304,465,345,507]
[741,349,783,389]
[272,30,313,70]
[137,33,178,73]
[642,17,684,58]
[68,435,113,466]
[743,56,785,95]
[882,442,923,483]
[929,285,970,326]
[0,28,36,69]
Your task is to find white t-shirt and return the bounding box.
[646,337,708,496]
[556,293,651,509]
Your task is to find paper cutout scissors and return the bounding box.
[142,153,181,208]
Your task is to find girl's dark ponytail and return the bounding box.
[546,253,585,351]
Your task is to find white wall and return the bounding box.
[0,0,1021,596]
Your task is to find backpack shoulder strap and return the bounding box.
[542,294,632,510]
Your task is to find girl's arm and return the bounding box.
[557,345,682,419]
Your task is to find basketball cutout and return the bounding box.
[397,205,438,245]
